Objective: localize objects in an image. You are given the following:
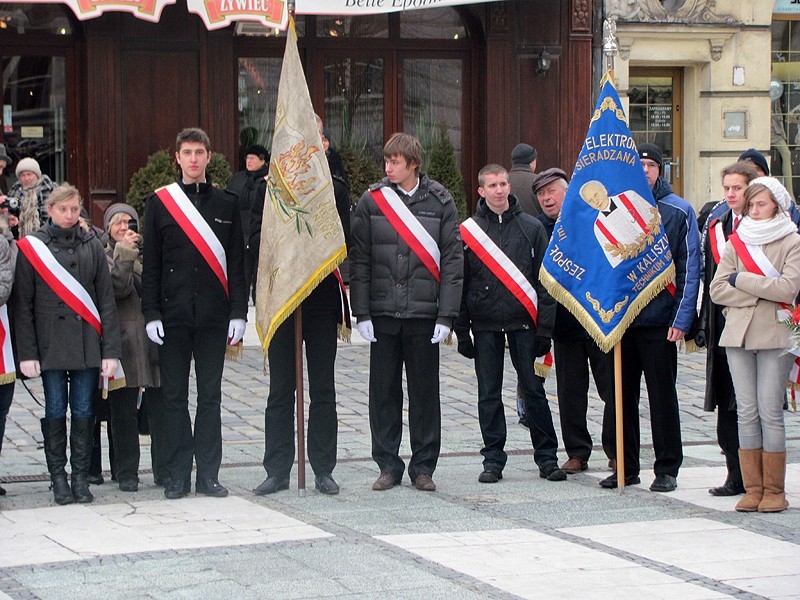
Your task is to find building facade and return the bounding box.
[0,0,595,220]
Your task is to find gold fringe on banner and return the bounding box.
[539,262,676,354]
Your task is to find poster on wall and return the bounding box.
[295,0,504,15]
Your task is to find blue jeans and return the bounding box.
[41,369,98,420]
[474,329,559,470]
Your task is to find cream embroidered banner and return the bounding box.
[255,18,347,352]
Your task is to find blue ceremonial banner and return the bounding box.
[540,76,675,353]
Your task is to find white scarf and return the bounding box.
[736,212,798,246]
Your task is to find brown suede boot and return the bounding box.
[758,450,789,513]
[735,448,762,512]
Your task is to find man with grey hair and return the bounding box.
[534,168,615,474]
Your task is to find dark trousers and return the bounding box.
[144,387,168,482]
[369,318,440,482]
[0,381,13,454]
[263,311,338,478]
[107,386,141,484]
[159,324,227,483]
[474,329,559,470]
[618,326,683,478]
[712,350,741,484]
[244,244,259,304]
[553,338,615,462]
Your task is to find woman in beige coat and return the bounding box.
[710,176,800,513]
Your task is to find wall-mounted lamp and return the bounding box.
[536,50,552,76]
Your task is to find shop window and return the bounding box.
[400,8,467,39]
[317,15,388,38]
[0,3,72,35]
[403,59,463,171]
[237,57,282,171]
[771,18,800,200]
[2,55,67,186]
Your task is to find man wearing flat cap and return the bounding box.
[534,168,616,474]
[508,143,540,216]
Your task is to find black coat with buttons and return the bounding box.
[13,223,121,370]
[141,180,247,328]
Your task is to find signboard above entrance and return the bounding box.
[294,0,503,15]
[6,0,499,29]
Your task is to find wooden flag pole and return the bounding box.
[614,341,625,493]
[294,307,306,496]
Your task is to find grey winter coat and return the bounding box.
[0,234,12,306]
[106,238,160,388]
[14,224,121,370]
[349,174,463,324]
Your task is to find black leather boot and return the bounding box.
[70,418,94,503]
[41,417,74,505]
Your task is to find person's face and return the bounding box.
[110,214,132,243]
[47,195,81,228]
[641,158,660,188]
[748,189,779,221]
[722,173,749,215]
[175,142,210,184]
[245,153,265,172]
[0,160,6,174]
[478,172,511,214]
[19,170,38,188]
[538,180,567,219]
[745,159,767,177]
[385,154,418,192]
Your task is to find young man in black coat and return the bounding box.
[142,128,247,500]
[455,164,564,483]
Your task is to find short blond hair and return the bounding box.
[46,183,81,208]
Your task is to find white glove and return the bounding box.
[146,320,164,345]
[101,358,119,378]
[431,324,451,344]
[228,319,247,345]
[20,360,41,378]
[357,319,377,343]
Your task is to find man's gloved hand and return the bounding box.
[728,273,738,287]
[534,335,551,358]
[357,319,377,343]
[101,358,120,378]
[457,338,476,359]
[228,319,247,345]
[694,329,707,348]
[431,324,451,344]
[146,320,164,345]
[20,360,41,378]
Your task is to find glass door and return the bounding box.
[629,67,684,196]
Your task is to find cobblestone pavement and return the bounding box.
[1,312,799,599]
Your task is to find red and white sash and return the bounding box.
[729,232,800,400]
[156,183,229,297]
[370,186,441,282]
[460,218,540,326]
[0,305,15,384]
[708,219,727,266]
[332,267,352,342]
[460,218,554,376]
[100,361,126,397]
[17,236,102,335]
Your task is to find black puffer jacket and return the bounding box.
[350,173,463,323]
[14,223,121,370]
[455,196,555,337]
